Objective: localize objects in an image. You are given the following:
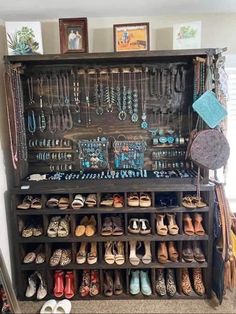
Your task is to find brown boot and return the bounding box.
[193,268,205,296]
[181,268,192,295]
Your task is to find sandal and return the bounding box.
[128,218,140,234]
[114,241,125,265]
[140,193,151,207]
[46,196,60,208]
[76,242,87,264]
[100,194,113,207]
[79,270,90,297]
[181,268,192,296]
[112,216,124,236]
[114,270,123,295]
[183,241,194,262]
[183,213,195,236]
[17,195,33,210]
[168,241,179,262]
[72,194,85,209]
[31,197,42,209]
[193,268,205,296]
[156,214,168,236]
[58,197,69,210]
[156,269,166,296]
[60,249,72,266]
[129,241,140,266]
[142,241,152,264]
[101,217,113,236]
[139,219,151,235]
[127,193,139,207]
[193,241,206,263]
[87,242,97,265]
[158,242,168,264]
[182,196,196,209]
[113,194,124,208]
[104,270,113,297]
[58,215,70,237]
[75,216,88,237]
[47,216,61,237]
[104,242,115,264]
[90,270,100,296]
[191,196,207,208]
[194,213,205,236]
[167,213,179,235]
[85,194,97,208]
[50,249,62,267]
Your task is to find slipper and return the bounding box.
[58,197,69,210]
[46,196,60,208]
[31,197,42,209]
[100,194,113,207]
[140,193,151,207]
[113,194,124,208]
[85,194,97,208]
[72,194,85,209]
[17,195,33,209]
[40,299,57,314]
[54,299,72,314]
[128,193,139,207]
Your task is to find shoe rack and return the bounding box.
[5,49,221,301]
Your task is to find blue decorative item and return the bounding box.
[192,90,227,128]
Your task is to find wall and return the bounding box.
[0,12,236,277]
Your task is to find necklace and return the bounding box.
[37,76,46,132]
[47,75,56,133]
[72,69,81,124]
[118,70,127,121]
[110,70,116,111]
[84,71,91,126]
[104,72,113,112]
[56,74,65,132]
[140,68,148,129]
[116,71,122,116]
[27,76,36,134]
[95,70,104,115]
[63,72,73,130]
[131,70,139,123]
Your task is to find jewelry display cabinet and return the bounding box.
[4,49,223,301]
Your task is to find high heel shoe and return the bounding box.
[129,241,140,266]
[156,269,166,296]
[168,241,179,262]
[53,270,64,298]
[194,213,205,236]
[104,270,113,297]
[181,268,192,296]
[76,242,87,264]
[87,242,98,265]
[156,214,168,236]
[158,242,168,264]
[183,214,194,236]
[193,268,205,296]
[114,270,123,295]
[64,271,75,299]
[104,241,115,264]
[114,241,125,265]
[167,213,179,235]
[142,241,152,264]
[90,270,100,296]
[166,269,176,297]
[80,270,90,297]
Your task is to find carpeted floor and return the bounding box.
[19,290,236,314]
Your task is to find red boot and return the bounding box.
[64,271,75,299]
[54,271,64,298]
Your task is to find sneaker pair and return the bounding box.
[130,270,152,296]
[25,271,47,300]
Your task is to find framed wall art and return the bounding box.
[5,21,43,55]
[173,21,201,49]
[113,22,149,52]
[59,17,88,54]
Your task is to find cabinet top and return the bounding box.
[4,48,222,64]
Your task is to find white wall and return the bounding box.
[0,12,236,277]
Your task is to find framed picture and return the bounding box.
[173,21,201,49]
[59,17,88,54]
[5,21,43,55]
[113,22,149,52]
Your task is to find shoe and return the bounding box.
[193,241,206,263]
[157,242,168,264]
[76,242,87,264]
[23,252,36,264]
[50,249,63,267]
[104,270,113,297]
[129,241,140,266]
[40,299,57,314]
[139,193,151,207]
[104,242,115,264]
[54,270,64,298]
[182,241,194,263]
[114,241,125,265]
[183,214,194,236]
[75,216,88,237]
[130,270,140,295]
[64,271,75,299]
[114,270,123,295]
[36,272,47,300]
[128,218,140,234]
[79,270,90,297]
[25,272,37,298]
[85,194,97,208]
[156,214,168,236]
[47,216,61,237]
[85,215,97,237]
[194,213,205,236]
[87,242,98,265]
[193,268,205,296]
[166,269,176,297]
[60,249,72,266]
[167,213,179,235]
[139,219,151,235]
[140,270,152,296]
[58,215,70,237]
[101,217,113,236]
[168,241,179,262]
[181,268,192,296]
[142,241,152,264]
[156,269,166,296]
[112,216,124,235]
[113,194,124,208]
[53,299,72,314]
[128,193,139,207]
[90,270,100,296]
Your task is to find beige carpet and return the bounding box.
[19,290,236,314]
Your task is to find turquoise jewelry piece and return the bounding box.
[140,69,148,129]
[27,110,36,134]
[119,71,127,121]
[131,71,139,123]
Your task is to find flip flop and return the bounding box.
[85,194,97,207]
[54,299,72,314]
[40,299,57,314]
[72,194,85,209]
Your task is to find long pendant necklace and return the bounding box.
[131,70,139,123]
[63,72,73,130]
[27,77,36,134]
[118,70,127,120]
[37,76,46,132]
[116,70,122,116]
[104,72,113,112]
[95,71,104,115]
[72,69,81,124]
[47,75,57,133]
[84,71,91,126]
[140,68,148,129]
[56,74,65,132]
[110,70,116,111]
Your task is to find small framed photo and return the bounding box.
[59,17,88,54]
[173,21,201,49]
[113,22,149,52]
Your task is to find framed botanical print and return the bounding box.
[59,17,88,54]
[113,22,149,52]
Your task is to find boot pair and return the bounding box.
[54,270,74,299]
[130,270,152,296]
[181,268,205,296]
[156,269,176,297]
[25,271,47,300]
[104,270,123,296]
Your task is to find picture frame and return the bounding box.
[173,21,201,49]
[59,17,88,54]
[113,22,149,52]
